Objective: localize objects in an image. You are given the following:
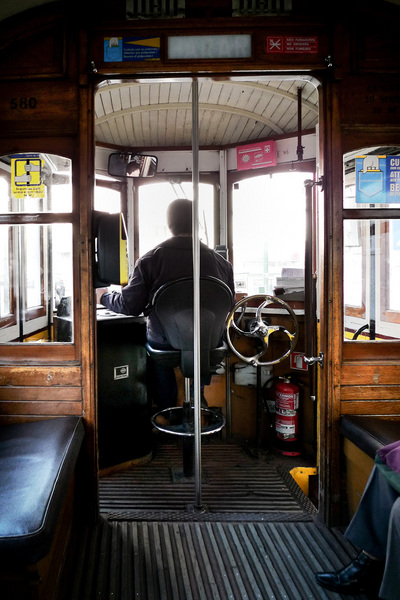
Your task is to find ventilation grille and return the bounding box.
[232,0,292,16]
[126,0,185,19]
[126,0,292,19]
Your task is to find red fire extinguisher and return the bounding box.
[275,377,300,456]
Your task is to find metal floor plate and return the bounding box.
[66,518,370,600]
[100,440,317,520]
[61,440,372,600]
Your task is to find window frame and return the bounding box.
[342,217,400,358]
[0,153,77,359]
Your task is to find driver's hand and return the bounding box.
[96,287,109,304]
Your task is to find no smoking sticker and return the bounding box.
[266,36,318,54]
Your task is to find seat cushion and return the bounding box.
[0,416,84,562]
[340,415,400,459]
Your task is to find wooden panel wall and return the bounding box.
[0,5,90,426]
[320,2,400,524]
[0,366,82,422]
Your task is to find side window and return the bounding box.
[0,153,74,343]
[343,148,400,341]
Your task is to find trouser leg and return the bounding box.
[148,361,178,410]
[345,465,399,560]
[379,497,400,600]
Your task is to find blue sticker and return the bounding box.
[104,37,160,62]
[356,155,386,203]
[104,37,123,62]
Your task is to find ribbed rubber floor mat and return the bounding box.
[100,441,316,520]
[67,518,369,600]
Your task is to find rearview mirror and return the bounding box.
[108,152,158,178]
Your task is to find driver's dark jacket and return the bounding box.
[100,236,235,345]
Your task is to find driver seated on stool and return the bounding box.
[315,440,400,600]
[97,198,235,411]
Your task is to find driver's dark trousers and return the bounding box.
[345,464,400,600]
[147,338,211,410]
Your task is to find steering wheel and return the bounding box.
[226,295,298,366]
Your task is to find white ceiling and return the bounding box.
[95,77,319,150]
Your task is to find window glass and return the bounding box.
[232,172,312,295]
[0,224,74,343]
[138,181,214,255]
[0,153,74,344]
[24,225,43,310]
[0,225,12,321]
[94,183,121,213]
[0,179,11,321]
[343,219,400,340]
[0,153,72,213]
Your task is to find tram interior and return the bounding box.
[91,76,316,478]
[3,76,400,503]
[2,63,400,599]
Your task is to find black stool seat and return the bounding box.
[145,343,227,372]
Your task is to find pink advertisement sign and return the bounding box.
[236,140,277,171]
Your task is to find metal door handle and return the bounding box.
[304,352,324,367]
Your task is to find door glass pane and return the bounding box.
[232,172,312,295]
[344,219,400,340]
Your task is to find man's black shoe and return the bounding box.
[315,551,384,595]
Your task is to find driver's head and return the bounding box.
[167,199,192,236]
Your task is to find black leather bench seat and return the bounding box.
[341,415,400,459]
[0,416,84,563]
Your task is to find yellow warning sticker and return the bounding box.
[11,155,44,198]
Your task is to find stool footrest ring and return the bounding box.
[152,406,225,436]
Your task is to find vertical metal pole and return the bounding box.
[219,150,228,247]
[304,180,316,362]
[369,221,376,340]
[192,79,203,510]
[297,87,304,162]
[304,179,318,449]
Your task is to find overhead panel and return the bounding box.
[125,0,293,19]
